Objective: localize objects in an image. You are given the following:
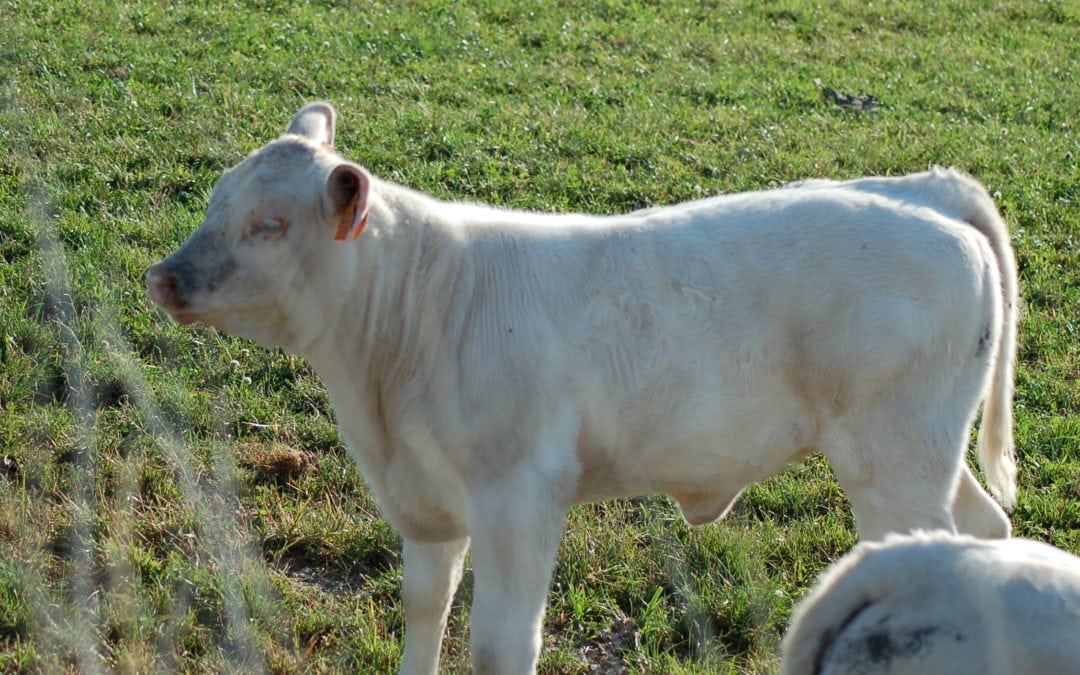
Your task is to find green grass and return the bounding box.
[1,0,1078,672]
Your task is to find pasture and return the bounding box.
[1,1,1077,672]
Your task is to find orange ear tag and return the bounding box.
[334,204,366,242]
[350,213,368,240]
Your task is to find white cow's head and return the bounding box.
[147,103,372,350]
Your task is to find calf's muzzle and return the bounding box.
[146,263,199,325]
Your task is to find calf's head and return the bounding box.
[146,103,372,350]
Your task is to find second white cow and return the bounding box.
[781,532,1080,675]
[147,102,1019,674]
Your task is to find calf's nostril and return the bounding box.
[146,265,180,305]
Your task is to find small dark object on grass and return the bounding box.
[816,79,882,112]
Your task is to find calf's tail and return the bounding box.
[927,168,1019,509]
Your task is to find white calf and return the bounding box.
[781,532,1080,675]
[147,102,1019,673]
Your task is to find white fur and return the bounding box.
[147,103,1019,673]
[781,532,1080,675]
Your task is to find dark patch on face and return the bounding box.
[975,324,993,357]
[863,630,894,664]
[826,618,943,673]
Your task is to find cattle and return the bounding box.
[780,531,1080,675]
[146,102,1019,674]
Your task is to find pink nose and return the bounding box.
[145,264,179,309]
[146,264,200,324]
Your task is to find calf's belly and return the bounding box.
[571,407,812,522]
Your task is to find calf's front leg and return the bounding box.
[467,472,570,674]
[399,537,470,675]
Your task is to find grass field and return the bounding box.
[1,0,1078,672]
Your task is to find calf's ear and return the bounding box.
[327,163,371,241]
[287,101,336,147]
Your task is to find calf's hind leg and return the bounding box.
[823,416,962,540]
[951,464,1010,538]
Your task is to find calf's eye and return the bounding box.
[251,217,287,237]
